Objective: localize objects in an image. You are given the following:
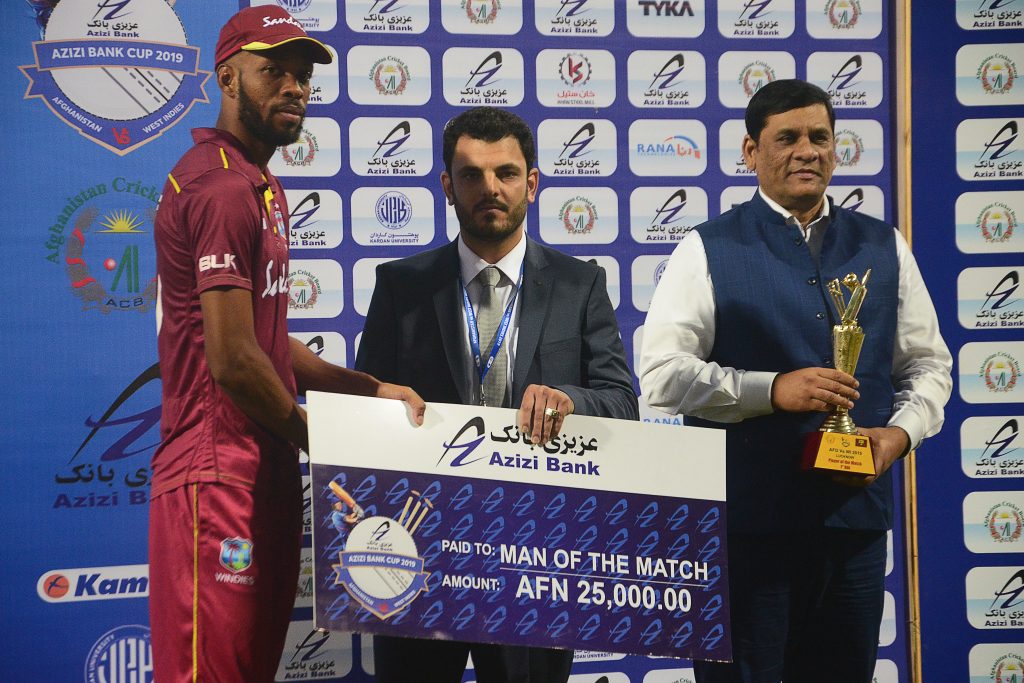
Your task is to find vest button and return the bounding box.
[794,238,803,246]
[807,277,818,285]
[824,357,832,365]
[816,312,825,320]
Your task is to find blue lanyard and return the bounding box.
[459,263,524,405]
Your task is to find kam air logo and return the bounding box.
[37,564,149,603]
[20,0,210,156]
[51,178,161,314]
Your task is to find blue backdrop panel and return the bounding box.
[1,1,911,681]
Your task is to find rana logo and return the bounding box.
[19,0,210,155]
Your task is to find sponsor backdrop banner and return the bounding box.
[2,1,909,681]
[913,3,1024,683]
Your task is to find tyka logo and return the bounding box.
[561,123,596,159]
[466,51,503,88]
[828,55,863,92]
[981,121,1020,163]
[639,0,695,17]
[649,53,686,91]
[374,121,412,160]
[437,417,488,467]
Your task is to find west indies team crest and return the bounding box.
[20,0,211,156]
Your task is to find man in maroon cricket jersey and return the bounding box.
[149,7,425,681]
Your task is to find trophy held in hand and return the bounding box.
[801,270,876,476]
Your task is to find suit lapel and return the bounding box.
[432,242,472,404]
[513,240,553,403]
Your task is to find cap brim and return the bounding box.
[242,36,332,64]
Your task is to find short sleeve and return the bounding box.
[181,170,261,293]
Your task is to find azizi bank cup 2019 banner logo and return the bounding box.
[20,0,210,155]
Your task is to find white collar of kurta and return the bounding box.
[758,187,832,234]
[457,230,527,287]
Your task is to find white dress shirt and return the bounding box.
[457,233,526,404]
[639,189,953,449]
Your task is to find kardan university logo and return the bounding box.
[20,0,210,156]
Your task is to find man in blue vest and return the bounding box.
[639,79,952,683]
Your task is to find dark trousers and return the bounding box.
[373,636,573,683]
[694,529,887,683]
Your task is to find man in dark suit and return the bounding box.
[356,106,638,683]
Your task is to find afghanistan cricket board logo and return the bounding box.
[992,653,1024,683]
[330,487,431,620]
[20,0,211,156]
[825,0,861,29]
[979,202,1018,243]
[983,352,1021,393]
[987,502,1024,543]
[54,180,161,314]
[561,196,597,235]
[979,54,1018,95]
[464,0,500,24]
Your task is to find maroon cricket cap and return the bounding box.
[214,5,332,67]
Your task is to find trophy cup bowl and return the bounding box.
[801,273,876,476]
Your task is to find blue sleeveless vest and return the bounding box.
[691,193,898,532]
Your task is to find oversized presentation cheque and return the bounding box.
[307,391,730,661]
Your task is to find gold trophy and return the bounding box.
[801,270,876,476]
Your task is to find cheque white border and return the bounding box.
[307,392,725,501]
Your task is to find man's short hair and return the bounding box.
[442,107,537,173]
[744,79,835,142]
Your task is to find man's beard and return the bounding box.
[237,77,303,147]
[452,191,529,244]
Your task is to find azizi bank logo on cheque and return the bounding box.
[437,417,602,476]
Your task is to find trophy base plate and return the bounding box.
[801,431,875,476]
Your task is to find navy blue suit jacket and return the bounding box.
[355,238,638,422]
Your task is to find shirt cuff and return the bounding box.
[888,413,925,453]
[740,371,777,417]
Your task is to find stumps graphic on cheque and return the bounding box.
[329,483,431,619]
